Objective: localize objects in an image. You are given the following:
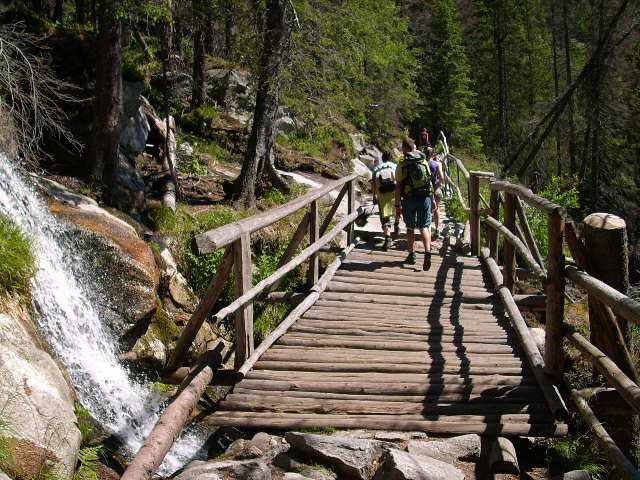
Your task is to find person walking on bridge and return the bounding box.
[427,147,444,239]
[395,138,433,270]
[372,151,399,251]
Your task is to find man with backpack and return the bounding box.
[371,151,399,251]
[395,138,433,270]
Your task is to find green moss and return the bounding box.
[181,105,221,137]
[148,307,181,346]
[0,215,36,297]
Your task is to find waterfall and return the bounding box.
[0,153,207,475]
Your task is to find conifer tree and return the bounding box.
[419,0,482,151]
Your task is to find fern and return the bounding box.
[74,446,105,480]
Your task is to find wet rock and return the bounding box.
[285,432,381,480]
[35,176,160,326]
[0,302,81,478]
[374,431,427,442]
[175,459,271,480]
[407,434,481,463]
[551,471,592,480]
[372,449,465,480]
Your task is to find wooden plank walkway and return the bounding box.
[209,240,568,437]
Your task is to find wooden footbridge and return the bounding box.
[122,135,640,480]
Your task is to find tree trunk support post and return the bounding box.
[307,200,319,287]
[502,193,517,293]
[347,179,355,244]
[545,211,565,381]
[583,212,638,464]
[489,189,500,260]
[233,232,253,369]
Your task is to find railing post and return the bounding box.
[307,200,319,287]
[233,232,253,369]
[469,172,480,256]
[502,193,516,293]
[488,189,499,260]
[346,179,355,244]
[544,211,565,381]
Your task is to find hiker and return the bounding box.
[371,152,399,251]
[418,128,431,149]
[395,138,433,270]
[427,147,444,239]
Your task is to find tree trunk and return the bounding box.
[191,0,206,109]
[235,0,289,209]
[75,0,86,23]
[588,0,606,204]
[161,8,178,211]
[493,2,509,164]
[91,0,97,28]
[550,0,562,176]
[90,0,122,188]
[223,0,235,59]
[53,0,64,22]
[562,0,577,172]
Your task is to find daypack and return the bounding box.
[403,152,432,197]
[376,164,396,193]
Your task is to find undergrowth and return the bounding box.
[545,434,608,479]
[277,121,355,161]
[0,214,36,297]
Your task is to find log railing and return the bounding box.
[440,135,640,479]
[123,174,368,480]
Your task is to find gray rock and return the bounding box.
[551,470,592,480]
[273,452,303,471]
[175,459,271,480]
[0,472,11,480]
[374,431,428,442]
[530,327,545,355]
[109,153,147,217]
[283,474,309,480]
[285,432,381,480]
[363,145,383,164]
[0,304,81,478]
[299,467,337,480]
[373,449,465,480]
[350,133,367,153]
[351,158,372,179]
[331,430,374,440]
[408,434,481,463]
[205,68,253,124]
[120,106,150,154]
[250,432,289,460]
[168,272,197,312]
[179,142,195,157]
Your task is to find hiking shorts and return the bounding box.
[402,195,432,230]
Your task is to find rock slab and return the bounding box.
[175,459,271,480]
[285,432,380,480]
[372,449,465,480]
[407,434,481,463]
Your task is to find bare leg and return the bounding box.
[432,198,440,231]
[407,229,415,252]
[419,227,431,252]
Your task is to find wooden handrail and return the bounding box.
[448,153,470,180]
[484,216,547,281]
[194,173,359,254]
[489,181,566,216]
[565,266,640,326]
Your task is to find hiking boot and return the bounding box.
[382,236,391,251]
[423,252,432,271]
[405,251,416,265]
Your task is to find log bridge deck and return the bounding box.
[209,244,568,436]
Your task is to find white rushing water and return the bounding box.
[0,153,206,475]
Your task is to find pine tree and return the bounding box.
[420,0,483,152]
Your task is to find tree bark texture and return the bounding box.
[191,0,206,108]
[75,0,86,23]
[562,0,577,172]
[53,0,65,22]
[236,0,289,208]
[90,0,122,187]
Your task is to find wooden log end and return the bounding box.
[584,213,626,231]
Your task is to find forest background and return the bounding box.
[0,0,639,278]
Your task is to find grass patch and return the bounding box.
[545,435,607,479]
[296,426,336,434]
[0,215,36,297]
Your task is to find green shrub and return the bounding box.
[527,176,580,258]
[444,192,468,224]
[0,215,36,296]
[277,121,355,161]
[181,105,221,136]
[545,435,607,479]
[179,155,209,175]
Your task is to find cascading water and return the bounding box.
[0,153,207,475]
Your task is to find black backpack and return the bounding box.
[404,152,432,198]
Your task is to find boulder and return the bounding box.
[407,434,481,463]
[0,302,81,479]
[372,449,465,480]
[363,145,383,165]
[351,158,372,179]
[35,176,160,327]
[249,432,289,461]
[551,471,592,480]
[530,327,545,355]
[298,467,337,480]
[283,474,308,480]
[205,68,253,124]
[108,153,147,217]
[349,134,367,154]
[168,272,198,313]
[122,308,180,371]
[175,459,271,480]
[120,106,151,155]
[285,432,380,480]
